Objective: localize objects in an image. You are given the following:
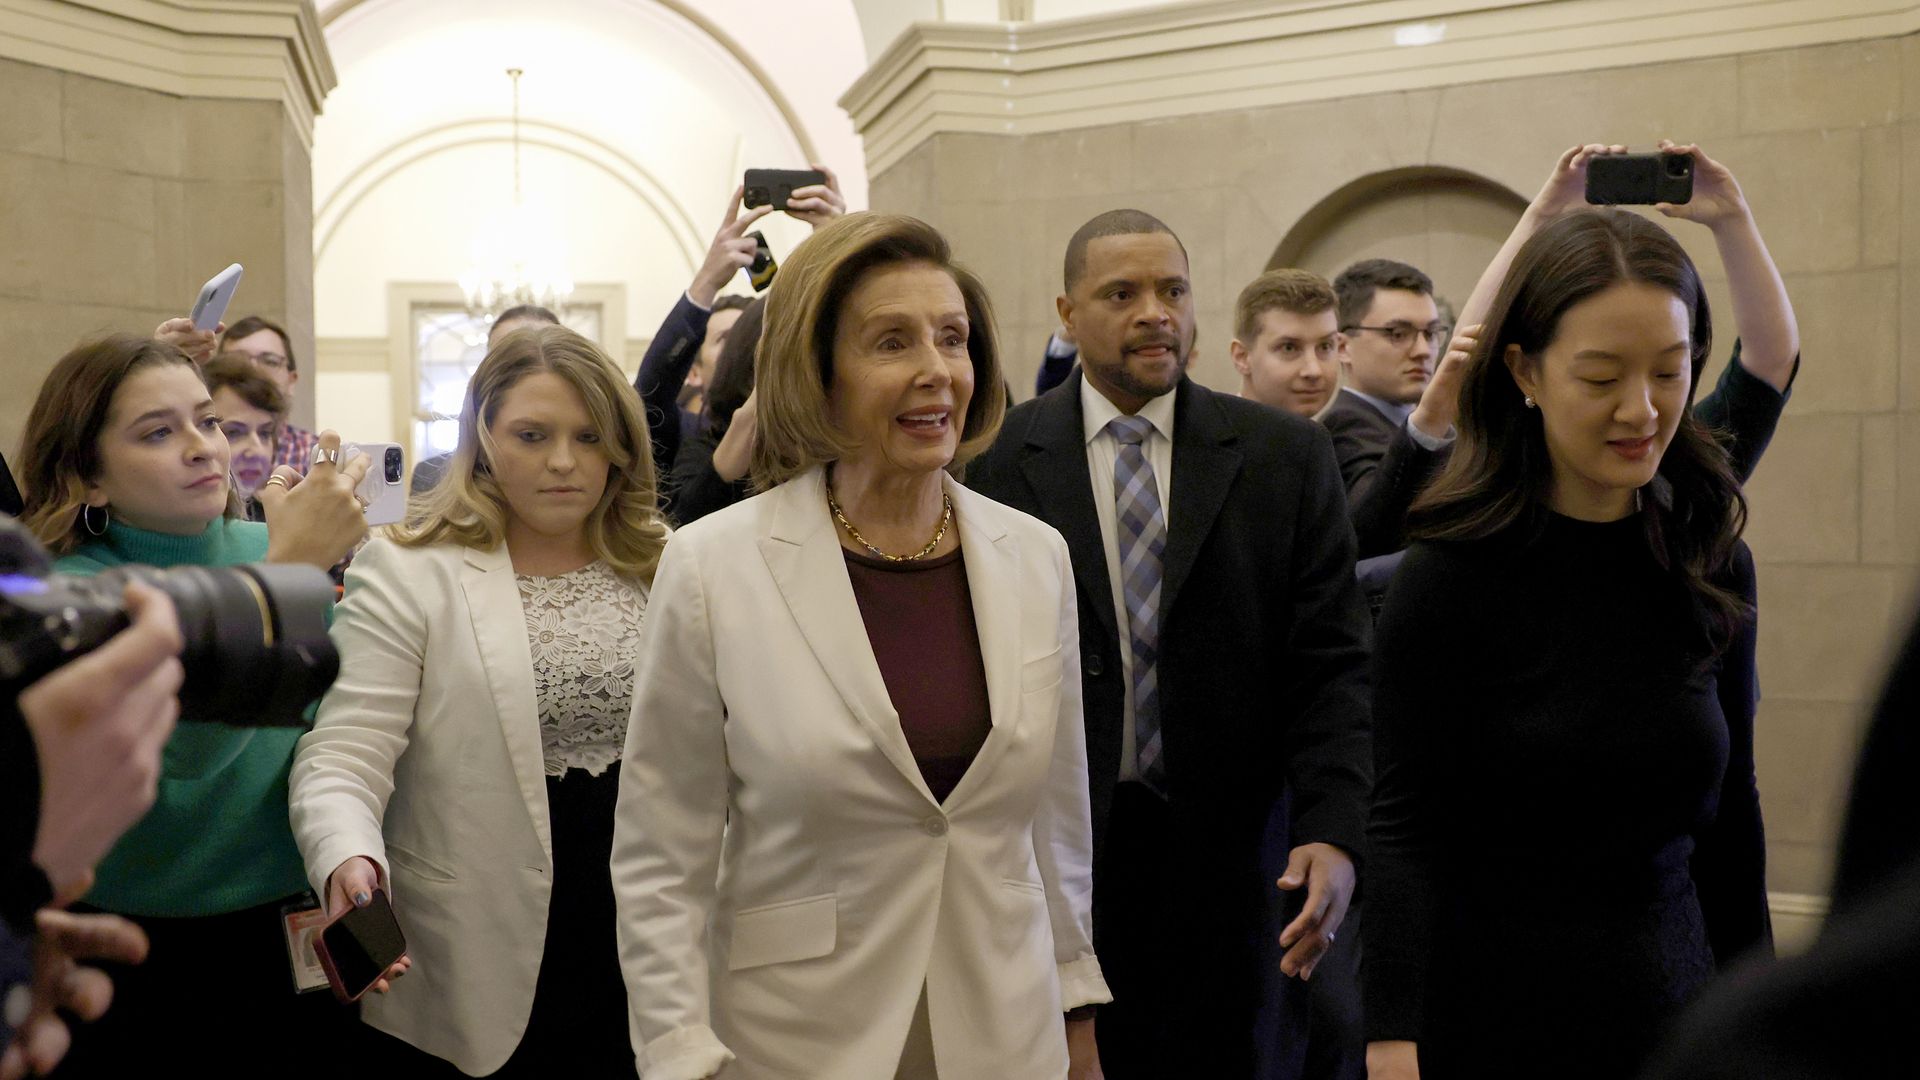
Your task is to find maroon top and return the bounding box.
[843,545,991,803]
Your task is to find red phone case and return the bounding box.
[313,888,405,1004]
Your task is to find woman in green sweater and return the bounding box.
[15,334,373,1075]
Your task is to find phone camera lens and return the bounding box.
[384,447,403,484]
[746,187,767,205]
[1666,156,1691,178]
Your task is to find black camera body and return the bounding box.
[0,516,338,727]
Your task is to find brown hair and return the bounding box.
[201,352,287,418]
[1234,269,1338,344]
[752,212,1005,491]
[19,335,235,554]
[389,324,669,583]
[1408,209,1748,647]
[220,315,294,372]
[1333,258,1434,330]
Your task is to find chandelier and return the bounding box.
[460,68,574,320]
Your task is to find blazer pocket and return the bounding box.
[385,842,459,884]
[1002,879,1046,897]
[1021,646,1064,694]
[725,893,837,972]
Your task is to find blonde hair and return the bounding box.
[391,324,669,583]
[19,335,239,554]
[752,212,1006,491]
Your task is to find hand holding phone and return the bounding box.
[314,886,408,1004]
[190,263,244,333]
[743,168,829,212]
[341,443,407,526]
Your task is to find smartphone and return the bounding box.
[190,263,244,332]
[342,442,407,526]
[1585,153,1693,206]
[746,232,778,292]
[314,888,407,1004]
[743,168,828,211]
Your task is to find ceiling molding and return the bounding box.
[0,0,336,145]
[842,0,1920,175]
[313,117,705,272]
[319,0,821,163]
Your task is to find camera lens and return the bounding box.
[1666,155,1691,178]
[746,187,767,205]
[385,446,403,484]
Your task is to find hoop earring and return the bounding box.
[82,504,109,537]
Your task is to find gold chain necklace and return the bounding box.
[826,472,953,562]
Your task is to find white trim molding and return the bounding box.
[0,0,336,146]
[1768,891,1831,956]
[841,0,1920,174]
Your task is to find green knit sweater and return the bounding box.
[56,518,312,917]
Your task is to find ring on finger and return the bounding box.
[312,447,341,468]
[263,475,290,490]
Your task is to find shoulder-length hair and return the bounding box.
[1408,208,1748,647]
[19,334,239,554]
[390,324,669,584]
[752,212,1006,490]
[701,296,765,439]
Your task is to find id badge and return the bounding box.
[280,894,330,994]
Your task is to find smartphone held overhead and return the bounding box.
[742,168,827,210]
[1585,153,1693,206]
[191,263,244,332]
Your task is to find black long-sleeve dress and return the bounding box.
[1363,512,1771,1078]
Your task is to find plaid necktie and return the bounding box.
[1108,415,1168,795]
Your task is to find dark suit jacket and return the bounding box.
[633,293,712,490]
[966,372,1371,986]
[0,450,21,518]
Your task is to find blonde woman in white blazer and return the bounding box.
[290,325,670,1077]
[612,214,1110,1080]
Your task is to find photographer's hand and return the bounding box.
[0,910,148,1080]
[21,581,182,901]
[152,317,222,364]
[1452,143,1624,340]
[324,857,412,993]
[785,163,848,229]
[259,430,372,570]
[688,188,775,309]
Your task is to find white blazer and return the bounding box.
[612,467,1109,1080]
[289,538,639,1076]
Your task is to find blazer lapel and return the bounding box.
[461,544,552,863]
[940,478,1019,808]
[1017,372,1119,646]
[758,469,937,807]
[1162,379,1242,617]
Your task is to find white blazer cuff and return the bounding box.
[641,1025,734,1080]
[1058,955,1113,1011]
[305,835,387,903]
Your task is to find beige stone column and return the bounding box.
[0,0,333,452]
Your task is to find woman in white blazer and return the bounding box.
[289,326,670,1077]
[612,213,1110,1080]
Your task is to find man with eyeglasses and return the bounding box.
[219,315,319,476]
[1321,260,1462,557]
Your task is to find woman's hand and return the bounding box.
[324,855,412,993]
[689,189,776,308]
[1366,1040,1420,1080]
[1066,1015,1102,1079]
[710,389,758,483]
[0,910,149,1080]
[1652,140,1751,231]
[785,163,848,229]
[1408,323,1481,442]
[153,317,222,363]
[259,430,371,569]
[1526,142,1629,222]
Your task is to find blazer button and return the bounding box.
[922,816,949,837]
[1085,653,1105,677]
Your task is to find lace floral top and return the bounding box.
[516,561,646,777]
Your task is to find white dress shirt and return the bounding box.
[1080,376,1177,783]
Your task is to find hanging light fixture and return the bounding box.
[459,67,574,320]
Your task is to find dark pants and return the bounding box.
[1094,782,1265,1078]
[51,894,361,1079]
[1258,792,1365,1080]
[357,765,635,1079]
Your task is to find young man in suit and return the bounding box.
[967,209,1371,1077]
[1320,260,1461,553]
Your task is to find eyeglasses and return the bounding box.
[1344,323,1452,350]
[250,352,292,372]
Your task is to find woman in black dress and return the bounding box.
[1362,206,1776,1079]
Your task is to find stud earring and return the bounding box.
[1523,395,1537,409]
